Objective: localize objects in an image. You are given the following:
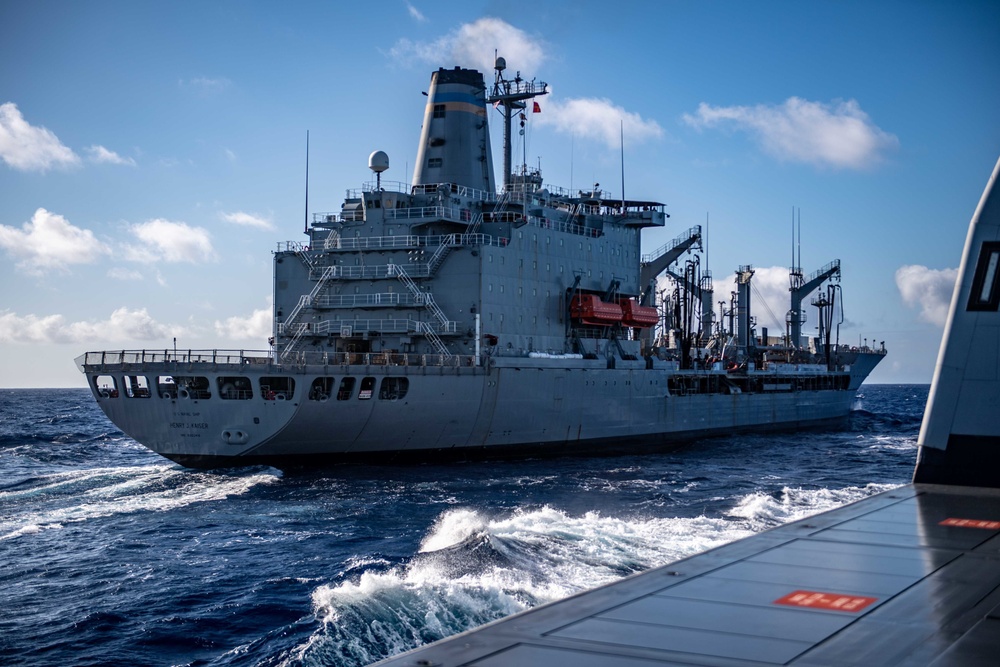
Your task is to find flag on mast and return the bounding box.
[532,101,541,113]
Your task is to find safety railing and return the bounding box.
[76,349,272,368]
[641,226,702,264]
[277,318,458,337]
[313,293,423,308]
[76,349,480,370]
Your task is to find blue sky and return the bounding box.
[1,0,997,387]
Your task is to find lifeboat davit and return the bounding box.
[619,299,658,327]
[570,294,623,326]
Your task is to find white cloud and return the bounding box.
[896,264,958,326]
[388,19,659,152]
[682,97,898,169]
[0,102,81,172]
[746,266,796,331]
[388,18,544,74]
[86,145,136,166]
[181,76,233,93]
[124,219,217,263]
[214,299,273,341]
[107,267,144,281]
[0,307,182,344]
[535,97,663,150]
[0,208,110,274]
[220,210,274,231]
[655,265,795,333]
[405,1,427,22]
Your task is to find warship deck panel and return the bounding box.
[374,483,1000,666]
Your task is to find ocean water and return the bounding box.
[0,385,926,667]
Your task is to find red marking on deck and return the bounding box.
[773,590,878,613]
[940,517,1000,530]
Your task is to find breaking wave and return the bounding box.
[285,483,888,667]
[725,483,901,531]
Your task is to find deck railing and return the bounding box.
[76,349,480,371]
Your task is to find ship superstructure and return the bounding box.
[76,60,885,468]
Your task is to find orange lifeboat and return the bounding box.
[619,299,658,327]
[570,294,623,326]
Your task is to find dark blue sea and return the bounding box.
[0,385,925,667]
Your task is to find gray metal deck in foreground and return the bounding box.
[376,482,1000,666]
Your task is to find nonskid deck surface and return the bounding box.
[375,483,1000,666]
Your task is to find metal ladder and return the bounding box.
[279,266,336,361]
[467,190,510,237]
[387,263,452,357]
[426,234,455,276]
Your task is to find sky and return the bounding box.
[1,0,998,387]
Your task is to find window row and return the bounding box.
[93,374,409,402]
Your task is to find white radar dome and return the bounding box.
[368,150,389,173]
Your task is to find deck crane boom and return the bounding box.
[639,225,702,305]
[787,259,840,347]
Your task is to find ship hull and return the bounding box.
[79,354,881,469]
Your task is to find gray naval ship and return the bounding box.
[76,58,886,468]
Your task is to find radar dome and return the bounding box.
[368,150,389,173]
[495,56,506,71]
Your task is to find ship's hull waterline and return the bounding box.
[78,350,882,468]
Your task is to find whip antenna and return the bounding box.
[304,130,310,235]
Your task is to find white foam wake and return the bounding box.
[726,483,901,531]
[292,505,754,666]
[291,482,895,665]
[0,465,281,540]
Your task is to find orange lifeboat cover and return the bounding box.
[619,299,658,327]
[570,294,623,325]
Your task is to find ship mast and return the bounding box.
[486,55,547,193]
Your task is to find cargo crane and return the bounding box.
[787,259,841,348]
[639,225,702,305]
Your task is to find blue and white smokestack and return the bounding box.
[412,66,495,193]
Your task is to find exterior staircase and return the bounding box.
[279,265,336,361]
[387,263,452,357]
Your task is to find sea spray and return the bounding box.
[0,464,282,540]
[300,504,756,665]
